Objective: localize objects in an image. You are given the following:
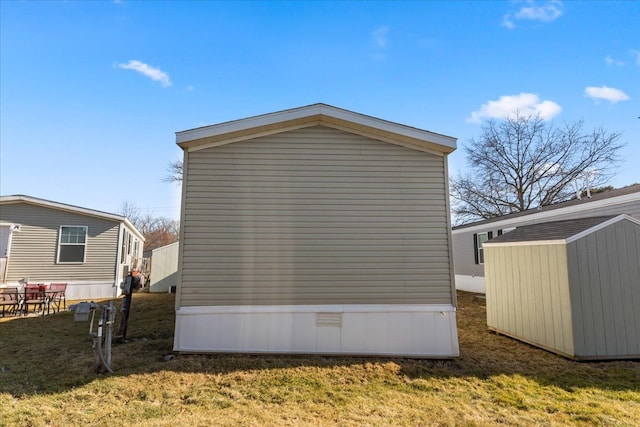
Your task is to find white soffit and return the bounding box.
[176,103,457,154]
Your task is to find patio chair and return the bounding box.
[0,288,20,317]
[23,283,46,315]
[47,283,68,313]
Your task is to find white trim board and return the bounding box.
[174,303,459,357]
[455,275,486,294]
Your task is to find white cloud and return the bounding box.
[503,0,563,29]
[371,26,390,49]
[584,86,630,103]
[605,55,624,66]
[467,93,562,123]
[502,14,515,29]
[369,26,390,60]
[632,49,640,66]
[515,1,563,22]
[117,60,172,87]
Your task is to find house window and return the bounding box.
[473,231,493,264]
[58,226,88,263]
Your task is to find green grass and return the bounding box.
[1,291,638,426]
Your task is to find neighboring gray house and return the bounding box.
[173,103,460,357]
[149,241,179,293]
[483,215,640,360]
[0,195,144,300]
[452,184,640,293]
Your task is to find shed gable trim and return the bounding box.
[566,214,639,243]
[176,104,457,155]
[483,214,639,246]
[483,239,567,247]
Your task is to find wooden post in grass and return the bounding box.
[117,270,141,341]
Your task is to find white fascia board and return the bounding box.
[318,104,457,150]
[452,192,640,235]
[566,214,639,243]
[175,103,457,151]
[123,219,145,242]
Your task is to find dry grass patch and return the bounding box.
[1,291,638,426]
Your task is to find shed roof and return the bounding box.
[0,194,145,241]
[176,103,457,155]
[484,214,640,246]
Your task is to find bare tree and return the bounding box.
[450,114,623,225]
[119,202,179,251]
[163,160,183,183]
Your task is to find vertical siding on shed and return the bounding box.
[1,203,119,283]
[485,244,574,356]
[150,242,179,293]
[179,126,453,307]
[567,220,640,358]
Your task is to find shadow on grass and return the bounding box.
[1,292,638,398]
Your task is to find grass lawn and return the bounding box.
[1,291,638,426]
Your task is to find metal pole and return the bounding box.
[105,301,114,368]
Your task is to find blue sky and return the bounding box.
[1,1,638,221]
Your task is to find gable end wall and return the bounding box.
[178,126,454,307]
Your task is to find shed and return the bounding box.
[173,103,460,357]
[483,214,640,360]
[149,241,179,293]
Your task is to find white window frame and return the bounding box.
[57,225,88,264]
[476,232,489,264]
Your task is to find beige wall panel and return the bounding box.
[1,203,119,282]
[486,244,574,355]
[179,126,453,307]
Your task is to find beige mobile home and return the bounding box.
[484,215,640,360]
[0,195,144,300]
[173,103,460,357]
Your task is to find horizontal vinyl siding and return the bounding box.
[1,203,119,282]
[452,231,484,277]
[180,126,452,306]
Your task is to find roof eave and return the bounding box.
[0,195,145,241]
[176,103,457,154]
